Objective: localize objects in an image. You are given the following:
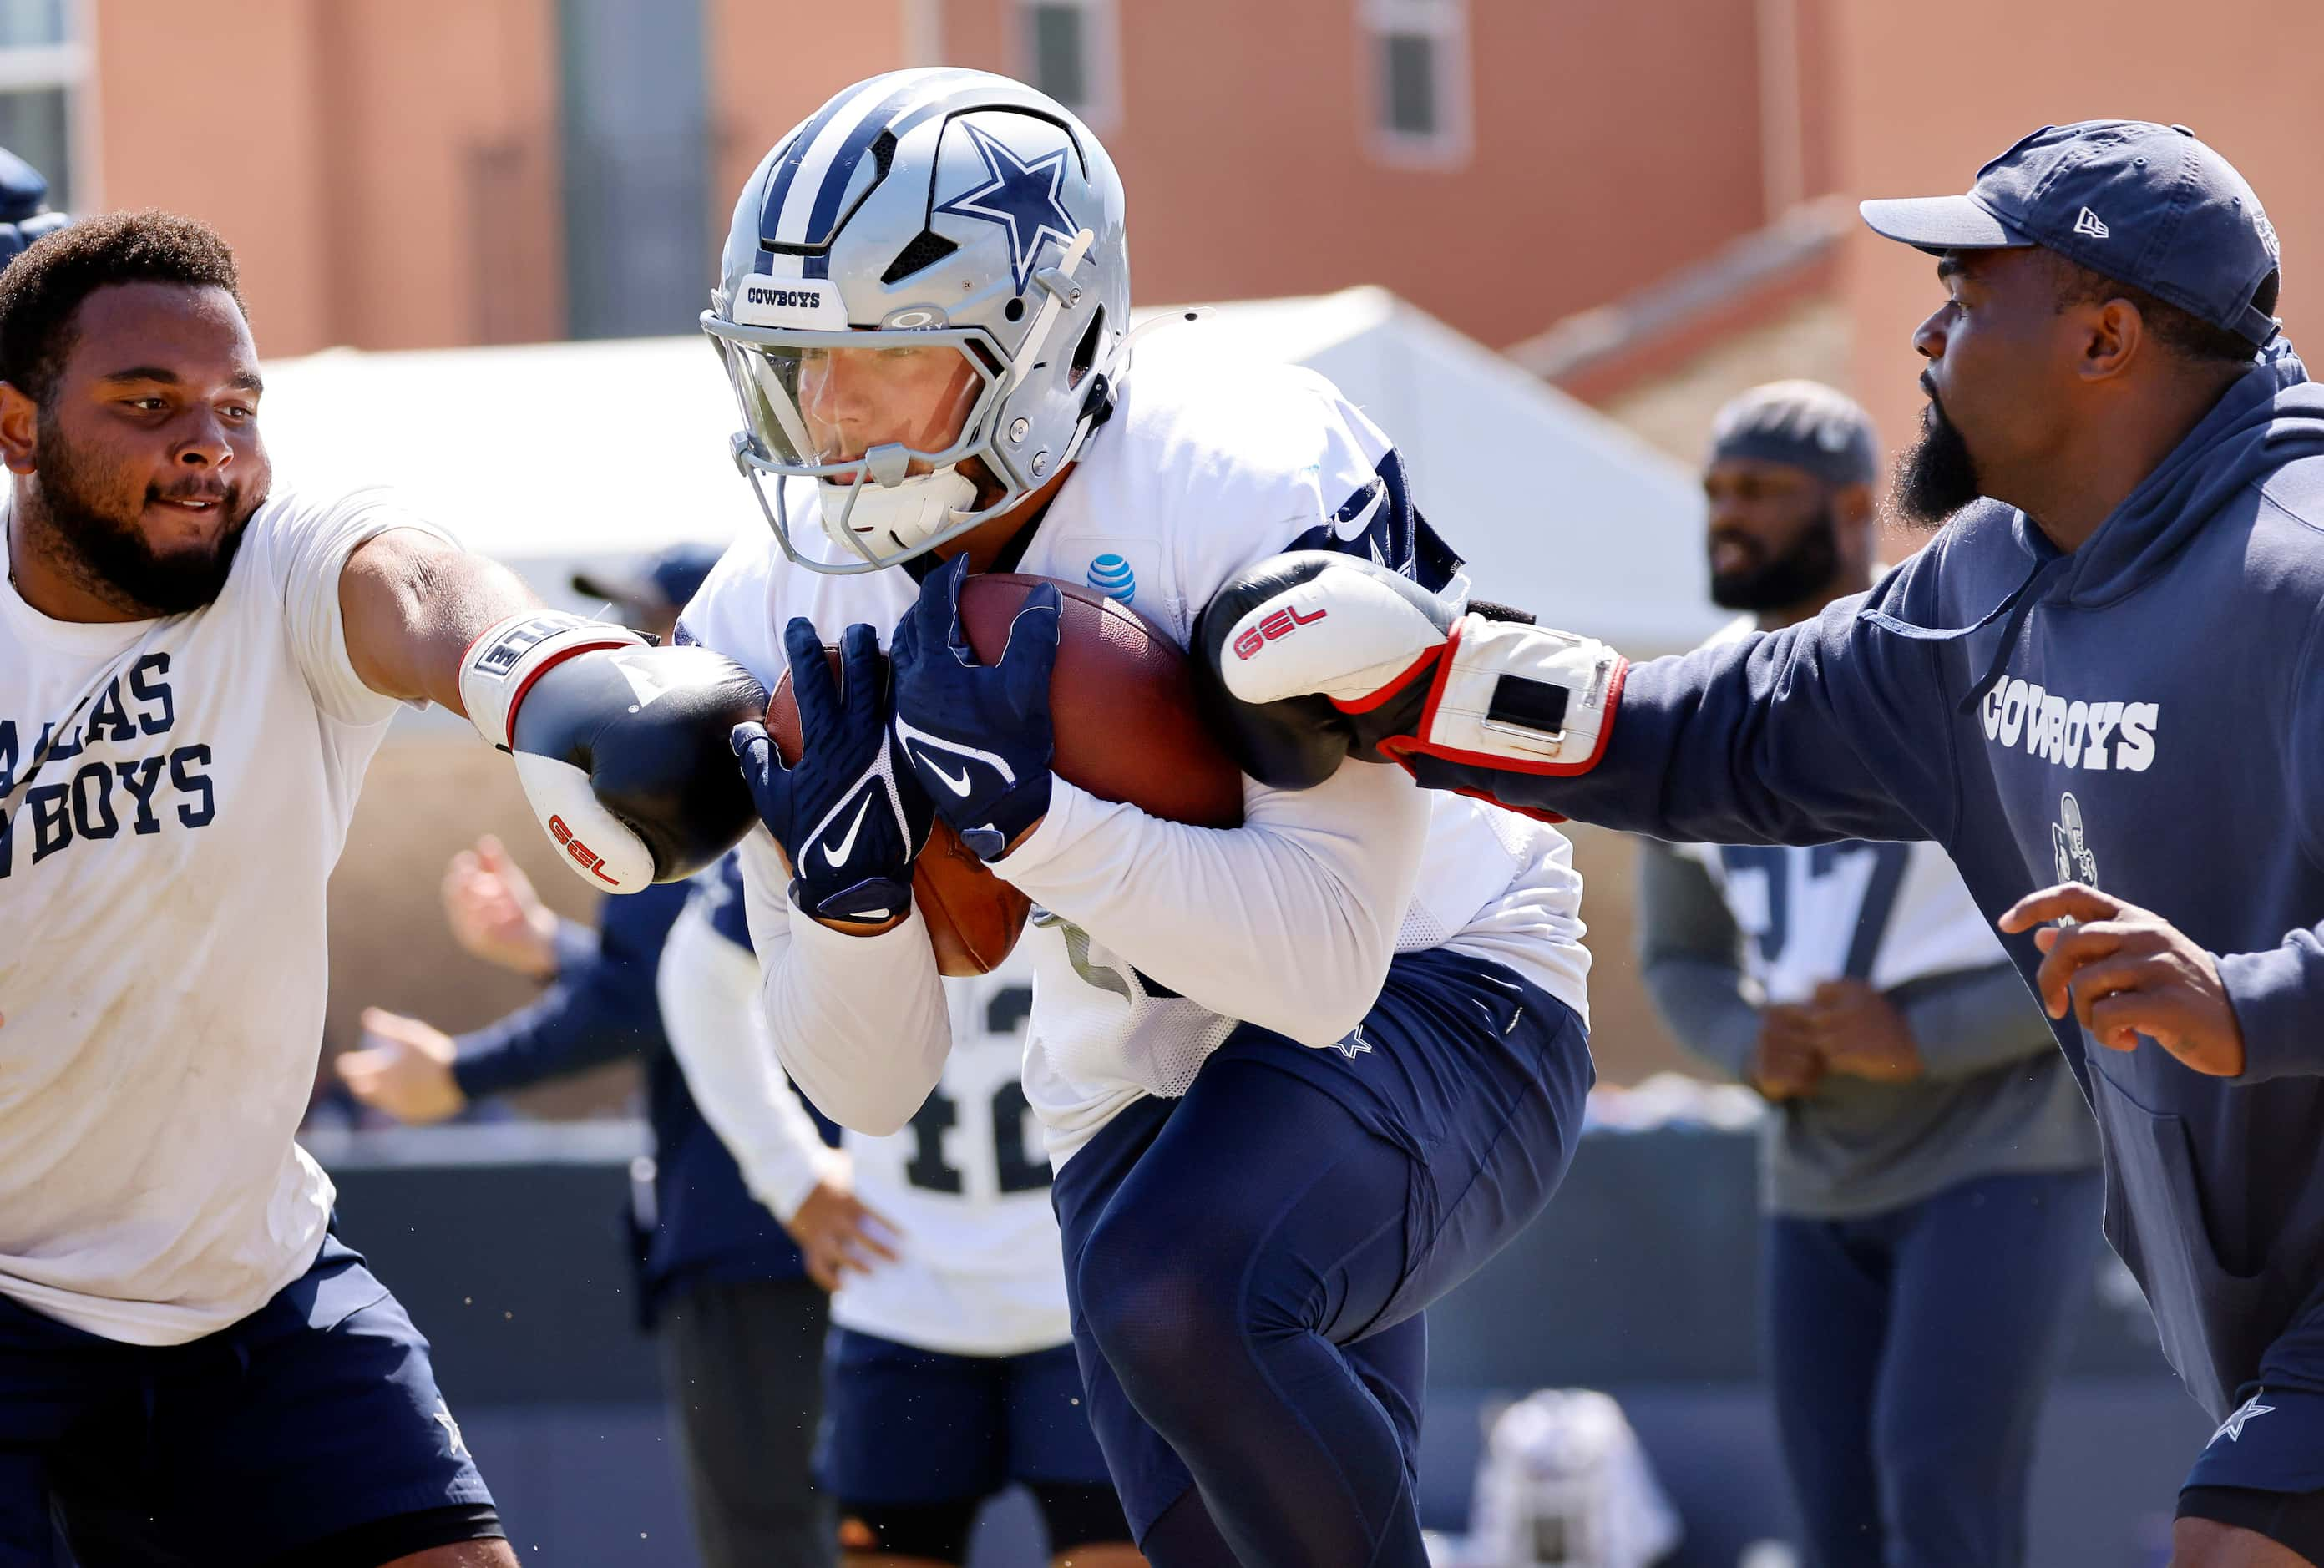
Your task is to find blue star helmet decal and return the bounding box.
[934,121,1079,295]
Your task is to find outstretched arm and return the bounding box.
[339,526,538,712]
[1201,550,1949,848]
[337,523,764,893]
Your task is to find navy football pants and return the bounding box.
[1765,1167,2103,1568]
[1051,949,1592,1568]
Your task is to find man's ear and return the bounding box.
[2080,297,2146,383]
[0,381,37,474]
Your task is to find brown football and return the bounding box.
[767,650,1031,978]
[765,575,1244,976]
[957,573,1244,830]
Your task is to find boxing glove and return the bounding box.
[463,610,769,891]
[1192,552,1626,790]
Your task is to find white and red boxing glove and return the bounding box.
[462,610,768,891]
[1192,552,1625,789]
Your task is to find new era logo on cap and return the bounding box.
[2073,206,2109,240]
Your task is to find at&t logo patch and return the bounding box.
[1086,554,1135,604]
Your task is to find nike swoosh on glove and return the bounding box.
[888,554,1058,862]
[731,618,934,926]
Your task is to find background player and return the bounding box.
[1639,380,2100,1566]
[1204,120,2324,1568]
[668,898,1139,1568]
[0,209,762,1566]
[676,68,1593,1568]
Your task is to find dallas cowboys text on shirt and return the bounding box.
[0,653,213,878]
[1979,675,2158,772]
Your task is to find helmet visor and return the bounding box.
[712,325,1000,477]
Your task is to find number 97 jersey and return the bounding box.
[830,949,1069,1358]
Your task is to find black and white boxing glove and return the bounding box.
[1192,552,1626,790]
[462,610,768,891]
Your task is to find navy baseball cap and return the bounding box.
[571,542,722,616]
[1860,120,2282,347]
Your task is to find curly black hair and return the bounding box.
[0,209,245,406]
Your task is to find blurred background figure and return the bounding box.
[1633,381,2104,1568]
[1464,1389,1681,1568]
[337,544,868,1568]
[0,144,68,265]
[670,929,1142,1568]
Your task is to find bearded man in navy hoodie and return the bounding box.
[1200,121,2324,1567]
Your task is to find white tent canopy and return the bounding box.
[259,286,1719,650]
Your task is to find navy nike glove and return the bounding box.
[730,618,934,926]
[889,554,1058,862]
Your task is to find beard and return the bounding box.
[1708,503,1841,613]
[32,408,261,615]
[1888,388,1982,530]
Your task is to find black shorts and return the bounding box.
[0,1235,499,1567]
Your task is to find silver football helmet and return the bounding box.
[703,68,1130,573]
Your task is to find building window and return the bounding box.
[1016,0,1118,129]
[557,0,709,340]
[0,0,89,209]
[1363,0,1469,165]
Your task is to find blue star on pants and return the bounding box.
[934,122,1078,294]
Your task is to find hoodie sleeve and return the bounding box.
[2219,599,2324,1083]
[2220,938,2324,1083]
[1408,557,1957,848]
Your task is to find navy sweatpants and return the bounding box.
[1051,948,1592,1568]
[1764,1167,2104,1568]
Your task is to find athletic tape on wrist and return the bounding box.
[459,610,646,751]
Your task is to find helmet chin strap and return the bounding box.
[814,465,980,566]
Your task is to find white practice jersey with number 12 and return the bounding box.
[679,329,1593,1165]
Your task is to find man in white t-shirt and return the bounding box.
[0,211,767,1566]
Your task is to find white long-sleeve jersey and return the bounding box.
[679,330,1592,1164]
